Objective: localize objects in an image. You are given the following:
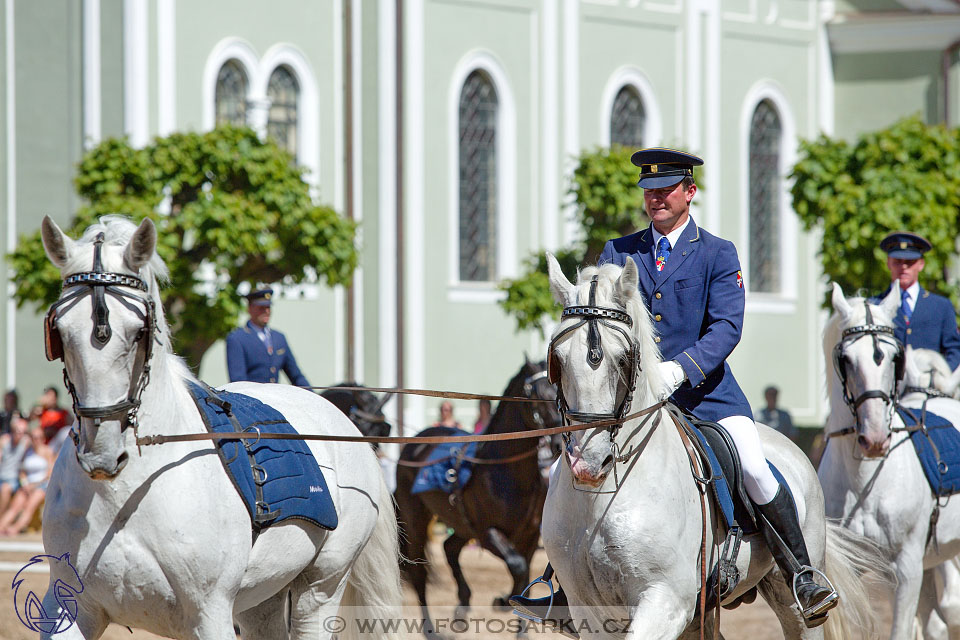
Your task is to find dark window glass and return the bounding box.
[267,66,299,156]
[610,85,645,148]
[215,60,247,126]
[749,99,782,293]
[458,70,498,282]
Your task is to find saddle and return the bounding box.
[675,412,795,612]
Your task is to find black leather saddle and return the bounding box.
[694,420,763,536]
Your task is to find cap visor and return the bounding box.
[638,174,685,190]
[887,249,923,260]
[251,300,272,307]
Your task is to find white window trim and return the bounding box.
[259,44,321,187]
[739,80,799,314]
[202,38,259,131]
[598,67,663,148]
[447,50,517,300]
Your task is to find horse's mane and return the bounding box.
[575,263,665,406]
[66,216,197,392]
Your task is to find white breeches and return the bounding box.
[717,415,780,505]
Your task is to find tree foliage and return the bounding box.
[498,146,649,334]
[791,115,960,306]
[9,126,357,368]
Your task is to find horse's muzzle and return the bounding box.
[77,450,129,480]
[566,450,612,487]
[856,433,891,458]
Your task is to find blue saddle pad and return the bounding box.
[687,419,792,533]
[186,381,337,531]
[411,427,477,495]
[900,407,960,497]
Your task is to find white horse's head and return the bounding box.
[41,215,168,479]
[546,254,664,487]
[903,346,960,398]
[825,282,903,457]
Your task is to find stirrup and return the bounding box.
[792,566,839,621]
[510,575,556,623]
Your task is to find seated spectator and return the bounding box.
[431,401,462,429]
[0,389,20,436]
[756,385,797,442]
[0,417,29,515]
[30,386,71,444]
[474,398,493,434]
[0,427,53,536]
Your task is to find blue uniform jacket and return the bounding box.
[871,285,960,370]
[225,321,310,386]
[599,219,753,422]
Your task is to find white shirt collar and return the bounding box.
[651,215,692,250]
[896,281,920,311]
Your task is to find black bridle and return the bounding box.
[831,300,904,423]
[44,233,158,443]
[547,276,639,440]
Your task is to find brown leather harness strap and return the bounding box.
[304,384,551,404]
[393,446,539,468]
[668,410,711,640]
[137,401,667,447]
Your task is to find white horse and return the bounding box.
[902,346,960,401]
[819,283,960,640]
[36,215,402,639]
[540,256,878,640]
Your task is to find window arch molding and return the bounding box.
[598,67,662,148]
[446,50,517,297]
[738,80,799,311]
[202,38,258,131]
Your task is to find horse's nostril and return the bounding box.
[601,454,614,469]
[857,435,869,449]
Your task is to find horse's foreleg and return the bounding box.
[481,527,529,610]
[443,533,471,617]
[891,554,925,640]
[623,587,692,640]
[38,579,107,639]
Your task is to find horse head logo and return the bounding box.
[12,553,84,634]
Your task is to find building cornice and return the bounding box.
[829,12,960,53]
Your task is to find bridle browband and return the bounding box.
[547,275,639,440]
[831,300,904,430]
[44,232,158,445]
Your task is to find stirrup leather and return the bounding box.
[792,565,839,619]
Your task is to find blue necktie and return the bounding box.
[900,289,913,324]
[263,327,274,354]
[655,236,671,272]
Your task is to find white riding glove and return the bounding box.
[655,360,687,401]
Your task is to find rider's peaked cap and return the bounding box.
[631,147,703,190]
[245,287,274,307]
[880,231,932,260]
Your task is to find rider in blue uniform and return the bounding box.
[225,288,310,386]
[871,232,960,370]
[512,148,837,628]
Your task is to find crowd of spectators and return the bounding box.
[0,385,72,536]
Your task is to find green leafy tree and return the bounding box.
[791,115,960,307]
[9,126,357,369]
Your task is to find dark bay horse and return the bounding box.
[394,358,560,636]
[319,383,392,447]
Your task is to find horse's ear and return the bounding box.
[546,252,574,306]
[879,284,900,318]
[523,351,531,364]
[903,345,921,385]
[617,257,639,299]
[947,359,960,395]
[40,216,75,268]
[831,282,851,318]
[124,218,157,271]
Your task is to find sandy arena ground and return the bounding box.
[0,527,881,640]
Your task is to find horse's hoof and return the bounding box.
[453,604,469,621]
[492,595,511,610]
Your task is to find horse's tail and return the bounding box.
[822,520,891,640]
[338,472,404,640]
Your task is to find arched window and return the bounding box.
[610,85,645,149]
[215,60,247,126]
[458,70,498,282]
[748,99,782,293]
[267,66,299,156]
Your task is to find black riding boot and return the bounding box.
[757,486,839,628]
[509,563,574,635]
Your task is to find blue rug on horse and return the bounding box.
[186,381,338,531]
[410,427,477,495]
[899,407,960,497]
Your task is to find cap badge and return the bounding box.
[650,164,658,173]
[901,242,908,250]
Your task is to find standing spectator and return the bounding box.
[431,401,462,429]
[756,386,796,442]
[0,417,29,515]
[225,288,310,386]
[0,426,53,536]
[30,386,71,444]
[474,398,493,434]
[0,389,20,435]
